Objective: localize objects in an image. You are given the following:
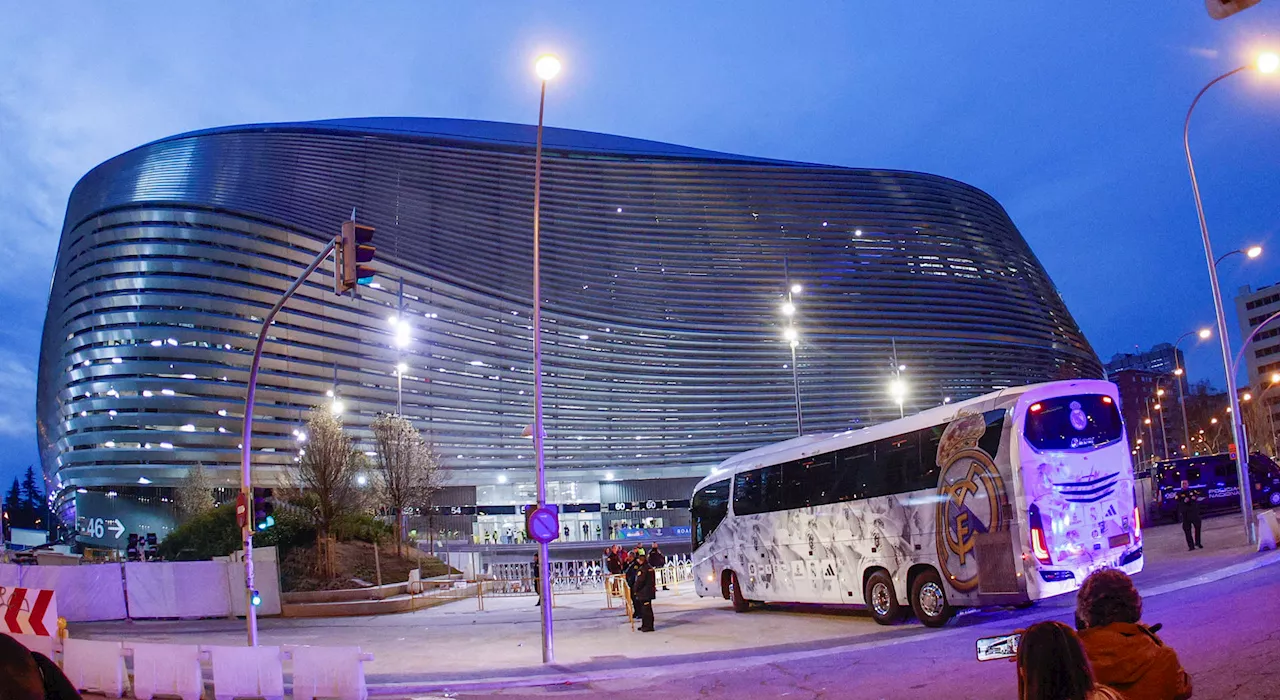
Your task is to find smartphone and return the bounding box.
[976,633,1022,662]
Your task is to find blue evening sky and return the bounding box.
[1,3,1278,488]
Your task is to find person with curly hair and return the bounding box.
[1076,569,1192,700]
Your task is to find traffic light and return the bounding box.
[253,487,275,531]
[335,220,376,294]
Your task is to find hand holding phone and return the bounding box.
[976,633,1022,662]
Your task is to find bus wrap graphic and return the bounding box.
[935,412,1008,592]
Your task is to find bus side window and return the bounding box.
[734,465,784,515]
[910,424,945,491]
[782,455,836,510]
[1187,467,1201,482]
[877,433,918,496]
[840,444,876,500]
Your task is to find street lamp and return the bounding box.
[529,51,559,664]
[395,362,408,415]
[889,378,907,419]
[1181,50,1278,545]
[1214,245,1264,266]
[1172,326,1213,456]
[780,280,804,436]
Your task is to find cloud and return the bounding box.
[1187,47,1220,59]
[0,351,36,438]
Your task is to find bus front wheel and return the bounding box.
[910,569,954,628]
[727,571,751,612]
[864,570,904,625]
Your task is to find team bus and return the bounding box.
[690,379,1144,627]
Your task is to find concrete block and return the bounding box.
[205,644,285,700]
[288,645,374,700]
[128,642,204,700]
[61,638,126,698]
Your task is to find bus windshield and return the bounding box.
[691,479,730,549]
[1024,394,1122,451]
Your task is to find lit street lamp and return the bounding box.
[780,276,804,436]
[1172,327,1212,456]
[529,51,560,664]
[1182,50,1278,544]
[1214,244,1264,267]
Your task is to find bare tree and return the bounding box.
[371,413,443,555]
[175,463,215,521]
[295,407,366,577]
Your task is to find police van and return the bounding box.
[1153,453,1280,522]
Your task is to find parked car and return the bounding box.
[1153,453,1280,522]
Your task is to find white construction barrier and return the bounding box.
[289,645,374,700]
[206,644,285,700]
[217,547,282,617]
[1258,510,1280,552]
[62,638,126,698]
[11,632,56,658]
[128,642,204,700]
[0,564,127,622]
[126,561,231,619]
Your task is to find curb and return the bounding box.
[366,548,1280,695]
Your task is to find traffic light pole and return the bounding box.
[239,234,339,646]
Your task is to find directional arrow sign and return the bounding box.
[108,519,126,539]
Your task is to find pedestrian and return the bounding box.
[631,552,657,632]
[648,542,668,590]
[1,631,82,700]
[624,549,644,618]
[606,545,624,575]
[1076,569,1193,700]
[1016,621,1123,700]
[1175,480,1203,551]
[532,551,542,607]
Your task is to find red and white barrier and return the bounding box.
[1,587,58,636]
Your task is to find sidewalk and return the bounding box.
[70,512,1279,689]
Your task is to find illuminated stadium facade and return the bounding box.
[37,118,1101,544]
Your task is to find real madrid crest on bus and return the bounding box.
[934,411,1008,592]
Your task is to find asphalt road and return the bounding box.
[445,563,1280,700]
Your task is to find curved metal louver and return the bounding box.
[37,117,1101,490]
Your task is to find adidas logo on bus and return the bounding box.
[1104,504,1117,518]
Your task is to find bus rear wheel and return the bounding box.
[910,569,954,628]
[727,571,751,612]
[864,570,904,625]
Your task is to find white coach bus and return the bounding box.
[690,379,1144,627]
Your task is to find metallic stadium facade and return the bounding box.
[37,117,1102,544]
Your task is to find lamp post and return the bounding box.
[780,275,803,436]
[1181,51,1277,544]
[888,339,907,419]
[1154,389,1169,461]
[530,52,560,664]
[395,362,407,416]
[1172,328,1212,456]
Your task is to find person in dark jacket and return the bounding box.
[624,550,643,618]
[0,632,81,700]
[631,552,657,632]
[1175,481,1203,550]
[1076,569,1192,700]
[605,545,624,575]
[648,542,668,590]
